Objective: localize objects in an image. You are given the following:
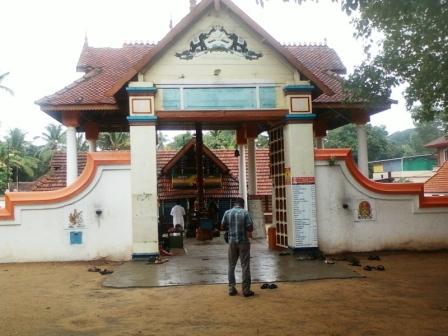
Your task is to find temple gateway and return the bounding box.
[1,0,447,262]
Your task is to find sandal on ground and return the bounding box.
[268,283,278,289]
[375,265,385,271]
[363,265,373,271]
[260,283,270,289]
[99,269,113,275]
[88,266,101,272]
[368,255,381,261]
[243,290,255,297]
[228,287,238,296]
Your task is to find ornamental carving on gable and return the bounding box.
[175,25,263,60]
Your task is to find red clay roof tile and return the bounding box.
[424,161,448,194]
[37,42,347,108]
[32,148,273,197]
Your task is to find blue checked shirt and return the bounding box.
[221,206,254,243]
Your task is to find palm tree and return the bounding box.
[4,129,39,190]
[98,132,130,150]
[39,124,66,151]
[76,134,88,151]
[0,72,13,95]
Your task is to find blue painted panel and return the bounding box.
[70,231,82,245]
[163,88,181,110]
[383,160,402,172]
[184,88,256,109]
[260,87,277,108]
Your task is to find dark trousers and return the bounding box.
[228,241,251,293]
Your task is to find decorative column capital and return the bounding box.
[236,127,247,145]
[61,111,80,127]
[84,121,99,140]
[283,84,314,121]
[127,83,157,117]
[283,84,315,94]
[126,86,157,96]
[127,115,158,126]
[351,111,370,125]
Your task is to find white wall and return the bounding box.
[0,165,132,263]
[315,160,448,254]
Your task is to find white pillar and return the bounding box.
[87,139,97,152]
[356,123,369,177]
[238,144,248,209]
[247,138,257,195]
[66,126,78,185]
[130,124,159,256]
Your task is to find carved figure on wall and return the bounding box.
[358,201,373,220]
[68,209,84,228]
[175,25,262,60]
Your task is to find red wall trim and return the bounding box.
[0,152,130,221]
[314,148,448,208]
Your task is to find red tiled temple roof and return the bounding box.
[31,153,88,191]
[424,161,448,194]
[424,136,448,149]
[32,149,272,197]
[37,41,349,108]
[36,43,154,107]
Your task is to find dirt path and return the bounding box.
[1,251,447,336]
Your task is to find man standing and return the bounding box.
[221,197,254,297]
[170,201,186,230]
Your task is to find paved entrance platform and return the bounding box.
[103,238,362,288]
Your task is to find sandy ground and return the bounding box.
[1,251,448,336]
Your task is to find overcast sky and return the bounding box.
[0,0,414,142]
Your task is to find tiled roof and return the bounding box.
[37,41,347,108]
[31,153,88,191]
[286,45,346,75]
[36,43,154,106]
[424,136,448,149]
[424,161,448,194]
[286,45,349,103]
[32,149,273,197]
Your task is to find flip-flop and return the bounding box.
[99,269,113,275]
[363,265,373,271]
[88,266,101,272]
[375,265,385,271]
[268,283,278,289]
[368,255,381,261]
[260,283,269,289]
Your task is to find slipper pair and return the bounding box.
[368,255,381,261]
[261,283,278,289]
[363,265,385,271]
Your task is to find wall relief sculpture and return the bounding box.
[175,25,263,60]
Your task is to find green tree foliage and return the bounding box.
[157,132,169,150]
[1,128,39,191]
[97,132,130,150]
[325,124,397,161]
[252,1,448,129]
[167,132,193,150]
[342,1,448,129]
[204,130,235,149]
[36,124,66,173]
[388,112,444,157]
[256,132,269,148]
